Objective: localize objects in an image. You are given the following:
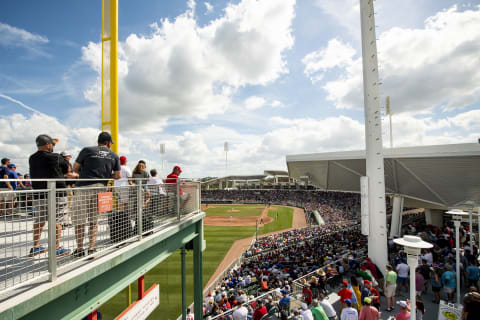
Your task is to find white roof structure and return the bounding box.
[286,143,480,209]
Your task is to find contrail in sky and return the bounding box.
[0,93,49,116]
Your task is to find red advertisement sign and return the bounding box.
[98,192,113,213]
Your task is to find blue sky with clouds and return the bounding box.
[1,0,479,178]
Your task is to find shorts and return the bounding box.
[397,277,408,285]
[114,185,130,204]
[384,284,397,297]
[0,188,15,201]
[33,197,67,224]
[444,287,455,294]
[72,183,104,226]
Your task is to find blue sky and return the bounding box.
[1,0,479,178]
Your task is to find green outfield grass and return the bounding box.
[99,205,295,320]
[205,204,264,217]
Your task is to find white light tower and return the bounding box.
[393,236,433,320]
[446,209,469,304]
[359,0,388,268]
[224,142,228,189]
[386,96,393,149]
[160,143,165,174]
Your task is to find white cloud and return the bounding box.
[0,23,49,56]
[304,5,480,114]
[204,2,213,14]
[244,96,266,110]
[314,0,360,38]
[81,0,296,132]
[302,38,356,83]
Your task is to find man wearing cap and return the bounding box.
[0,157,14,215]
[232,296,248,320]
[337,280,353,314]
[300,302,314,320]
[358,298,380,320]
[311,299,329,320]
[395,301,410,320]
[340,299,358,320]
[166,165,189,211]
[72,132,121,257]
[319,293,337,320]
[29,134,73,256]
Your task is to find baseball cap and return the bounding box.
[7,163,16,168]
[98,132,114,144]
[397,301,408,308]
[345,299,352,306]
[173,165,182,173]
[342,280,348,286]
[364,280,372,285]
[36,134,58,146]
[120,156,127,165]
[60,151,71,157]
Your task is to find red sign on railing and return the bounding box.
[98,192,113,213]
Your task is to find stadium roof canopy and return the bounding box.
[286,143,480,209]
[264,170,289,176]
[202,175,267,185]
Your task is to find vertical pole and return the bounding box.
[359,0,388,268]
[390,195,401,237]
[407,253,418,320]
[110,0,119,154]
[477,208,480,252]
[193,222,203,319]
[176,181,181,220]
[454,220,461,304]
[47,181,57,282]
[181,247,187,320]
[126,285,131,306]
[138,275,145,299]
[137,183,143,239]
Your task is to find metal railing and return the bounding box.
[0,178,201,293]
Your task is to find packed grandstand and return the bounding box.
[197,189,478,320]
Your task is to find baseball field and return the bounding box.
[99,204,305,320]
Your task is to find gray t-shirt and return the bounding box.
[75,146,120,186]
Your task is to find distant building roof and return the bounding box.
[202,175,267,185]
[264,170,289,176]
[287,143,480,209]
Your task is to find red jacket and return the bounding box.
[253,306,267,320]
[166,173,183,194]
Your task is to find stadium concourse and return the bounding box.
[197,189,479,320]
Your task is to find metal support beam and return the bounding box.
[390,195,404,237]
[181,247,186,320]
[193,223,203,319]
[360,0,388,268]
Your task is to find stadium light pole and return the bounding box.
[160,143,165,174]
[224,142,228,189]
[386,96,393,149]
[393,236,433,320]
[446,209,469,304]
[359,0,388,268]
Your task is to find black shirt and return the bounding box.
[75,146,120,186]
[29,151,68,189]
[0,166,9,188]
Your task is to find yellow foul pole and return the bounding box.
[101,0,119,154]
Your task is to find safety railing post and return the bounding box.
[176,181,181,220]
[197,182,201,213]
[137,183,143,239]
[47,181,57,282]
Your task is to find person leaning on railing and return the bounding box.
[72,132,121,257]
[28,134,76,257]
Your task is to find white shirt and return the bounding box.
[232,306,249,320]
[341,307,358,320]
[422,252,433,265]
[320,299,337,317]
[397,263,409,278]
[300,309,314,320]
[114,165,131,187]
[147,176,166,195]
[186,313,194,320]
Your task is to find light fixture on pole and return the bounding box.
[446,209,470,304]
[160,143,165,173]
[224,142,228,190]
[393,235,433,320]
